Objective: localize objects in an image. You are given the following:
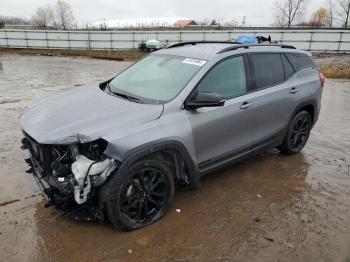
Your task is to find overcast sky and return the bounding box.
[1,0,325,26]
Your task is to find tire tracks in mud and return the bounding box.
[0,193,42,207]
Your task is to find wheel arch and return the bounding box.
[290,100,317,127]
[97,139,201,217]
[119,139,201,188]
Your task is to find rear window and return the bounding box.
[250,53,285,89]
[282,54,295,79]
[285,53,315,71]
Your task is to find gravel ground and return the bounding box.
[0,55,349,262]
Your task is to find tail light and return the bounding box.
[320,72,326,87]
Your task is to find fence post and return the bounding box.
[132,31,135,49]
[67,31,71,49]
[87,31,91,50]
[24,31,29,48]
[110,31,113,50]
[309,31,314,52]
[45,31,49,49]
[4,30,9,48]
[337,31,343,53]
[280,31,284,43]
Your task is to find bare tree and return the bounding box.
[31,6,51,28]
[274,0,307,27]
[0,15,30,25]
[335,0,350,27]
[54,0,75,30]
[47,5,58,28]
[31,0,75,29]
[222,19,239,27]
[326,0,334,26]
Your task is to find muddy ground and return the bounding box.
[313,53,350,67]
[0,55,349,262]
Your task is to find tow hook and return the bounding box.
[20,138,28,150]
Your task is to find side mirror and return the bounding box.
[186,92,225,109]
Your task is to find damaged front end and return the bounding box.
[21,132,119,221]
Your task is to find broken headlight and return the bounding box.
[78,139,109,161]
[72,139,118,205]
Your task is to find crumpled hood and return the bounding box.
[20,86,163,144]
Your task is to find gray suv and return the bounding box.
[20,41,324,230]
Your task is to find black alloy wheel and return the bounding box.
[105,159,174,230]
[120,167,170,223]
[280,111,312,154]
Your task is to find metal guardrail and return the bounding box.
[0,29,349,53]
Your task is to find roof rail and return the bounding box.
[217,44,296,54]
[168,41,240,49]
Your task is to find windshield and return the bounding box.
[108,55,205,103]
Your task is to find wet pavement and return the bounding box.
[0,55,349,262]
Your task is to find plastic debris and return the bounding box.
[283,240,295,248]
[257,195,262,198]
[264,237,274,242]
[236,35,258,44]
[128,249,133,254]
[176,209,181,213]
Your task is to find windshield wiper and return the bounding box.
[119,93,143,104]
[105,82,144,104]
[110,90,143,104]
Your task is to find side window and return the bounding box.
[285,53,315,71]
[250,53,285,89]
[282,54,295,79]
[197,56,247,98]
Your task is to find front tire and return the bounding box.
[105,159,174,231]
[280,111,312,154]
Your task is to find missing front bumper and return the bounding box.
[21,135,118,222]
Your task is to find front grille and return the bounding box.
[24,133,54,173]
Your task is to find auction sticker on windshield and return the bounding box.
[182,58,207,67]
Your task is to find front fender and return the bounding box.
[116,139,200,188]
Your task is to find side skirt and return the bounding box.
[198,131,284,177]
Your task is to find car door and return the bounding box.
[186,55,256,170]
[247,52,300,150]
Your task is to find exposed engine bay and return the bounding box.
[21,132,119,221]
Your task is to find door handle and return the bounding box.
[290,87,299,94]
[240,101,253,110]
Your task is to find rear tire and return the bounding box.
[105,159,174,231]
[279,111,312,155]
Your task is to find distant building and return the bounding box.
[175,20,197,28]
